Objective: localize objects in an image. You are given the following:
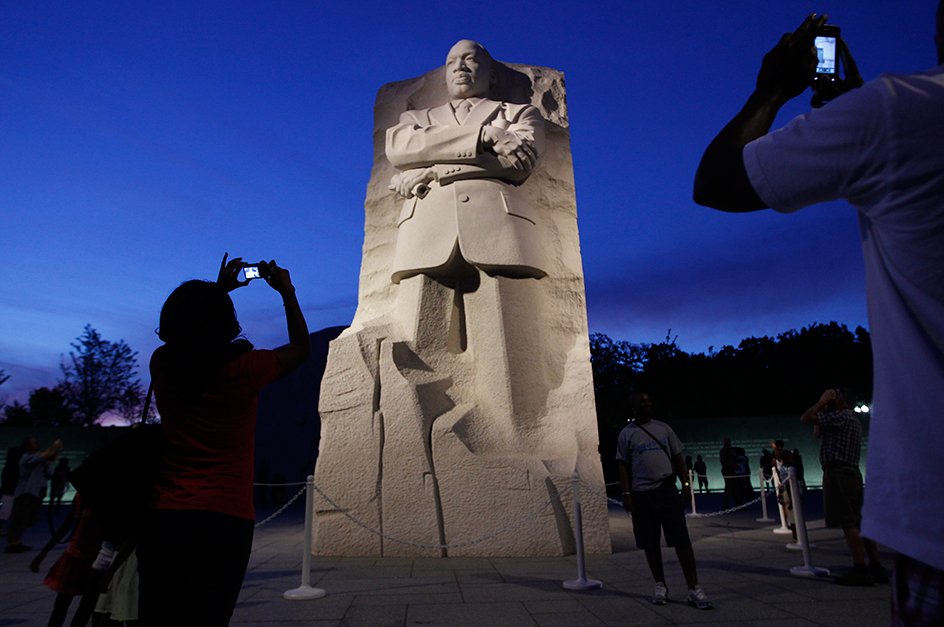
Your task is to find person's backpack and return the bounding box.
[69,386,164,544]
[69,424,164,544]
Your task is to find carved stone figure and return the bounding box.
[386,40,546,283]
[312,40,610,557]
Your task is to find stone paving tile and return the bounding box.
[459,580,567,603]
[488,562,582,581]
[710,579,815,605]
[532,609,608,627]
[646,591,783,624]
[411,556,490,570]
[742,619,824,627]
[231,622,340,626]
[454,568,506,584]
[318,578,459,596]
[314,564,417,580]
[338,604,407,627]
[348,592,464,606]
[406,601,540,627]
[771,598,892,627]
[575,596,674,626]
[232,591,353,622]
[524,598,597,614]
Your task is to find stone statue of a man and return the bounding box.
[312,40,610,557]
[386,39,546,284]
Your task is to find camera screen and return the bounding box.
[243,266,261,280]
[815,36,837,75]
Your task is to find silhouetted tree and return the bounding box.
[591,322,872,424]
[0,369,8,408]
[59,325,140,426]
[2,401,32,427]
[28,386,73,426]
[114,380,157,424]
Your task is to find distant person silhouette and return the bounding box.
[719,438,741,508]
[0,445,24,535]
[692,455,708,493]
[6,437,62,553]
[137,254,310,627]
[50,457,71,513]
[759,449,773,487]
[791,448,805,493]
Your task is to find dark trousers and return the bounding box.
[137,509,254,627]
[7,493,40,544]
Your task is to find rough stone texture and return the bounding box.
[312,56,610,557]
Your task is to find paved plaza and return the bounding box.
[1,492,893,626]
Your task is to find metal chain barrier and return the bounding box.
[309,481,572,550]
[685,492,766,518]
[255,485,307,528]
[581,478,767,518]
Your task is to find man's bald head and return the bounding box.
[445,40,494,100]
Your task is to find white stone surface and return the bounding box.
[313,42,610,557]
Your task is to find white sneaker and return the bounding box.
[687,585,713,610]
[652,581,668,605]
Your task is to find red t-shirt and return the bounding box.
[151,348,281,520]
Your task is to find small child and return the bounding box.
[31,496,106,627]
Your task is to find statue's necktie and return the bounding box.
[456,100,473,124]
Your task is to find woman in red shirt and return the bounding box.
[138,255,309,627]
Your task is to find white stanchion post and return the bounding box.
[787,467,830,578]
[771,469,792,534]
[757,466,774,522]
[284,476,327,600]
[563,472,602,591]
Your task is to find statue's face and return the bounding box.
[445,40,491,100]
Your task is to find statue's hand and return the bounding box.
[389,168,436,198]
[481,126,537,172]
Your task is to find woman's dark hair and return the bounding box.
[156,280,252,391]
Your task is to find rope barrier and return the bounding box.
[581,478,767,518]
[309,481,573,550]
[686,493,766,518]
[255,486,306,528]
[253,470,787,543]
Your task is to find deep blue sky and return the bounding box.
[2,1,939,406]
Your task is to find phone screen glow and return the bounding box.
[815,36,837,75]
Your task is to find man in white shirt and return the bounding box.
[694,6,944,624]
[616,393,711,609]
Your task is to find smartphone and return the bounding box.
[243,265,261,281]
[814,25,840,78]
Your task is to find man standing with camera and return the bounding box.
[801,389,887,586]
[694,5,944,623]
[616,393,711,610]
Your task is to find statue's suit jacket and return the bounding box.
[385,98,546,283]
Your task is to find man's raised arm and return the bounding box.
[693,14,828,211]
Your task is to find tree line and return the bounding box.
[1,325,153,426]
[2,320,870,430]
[591,321,873,459]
